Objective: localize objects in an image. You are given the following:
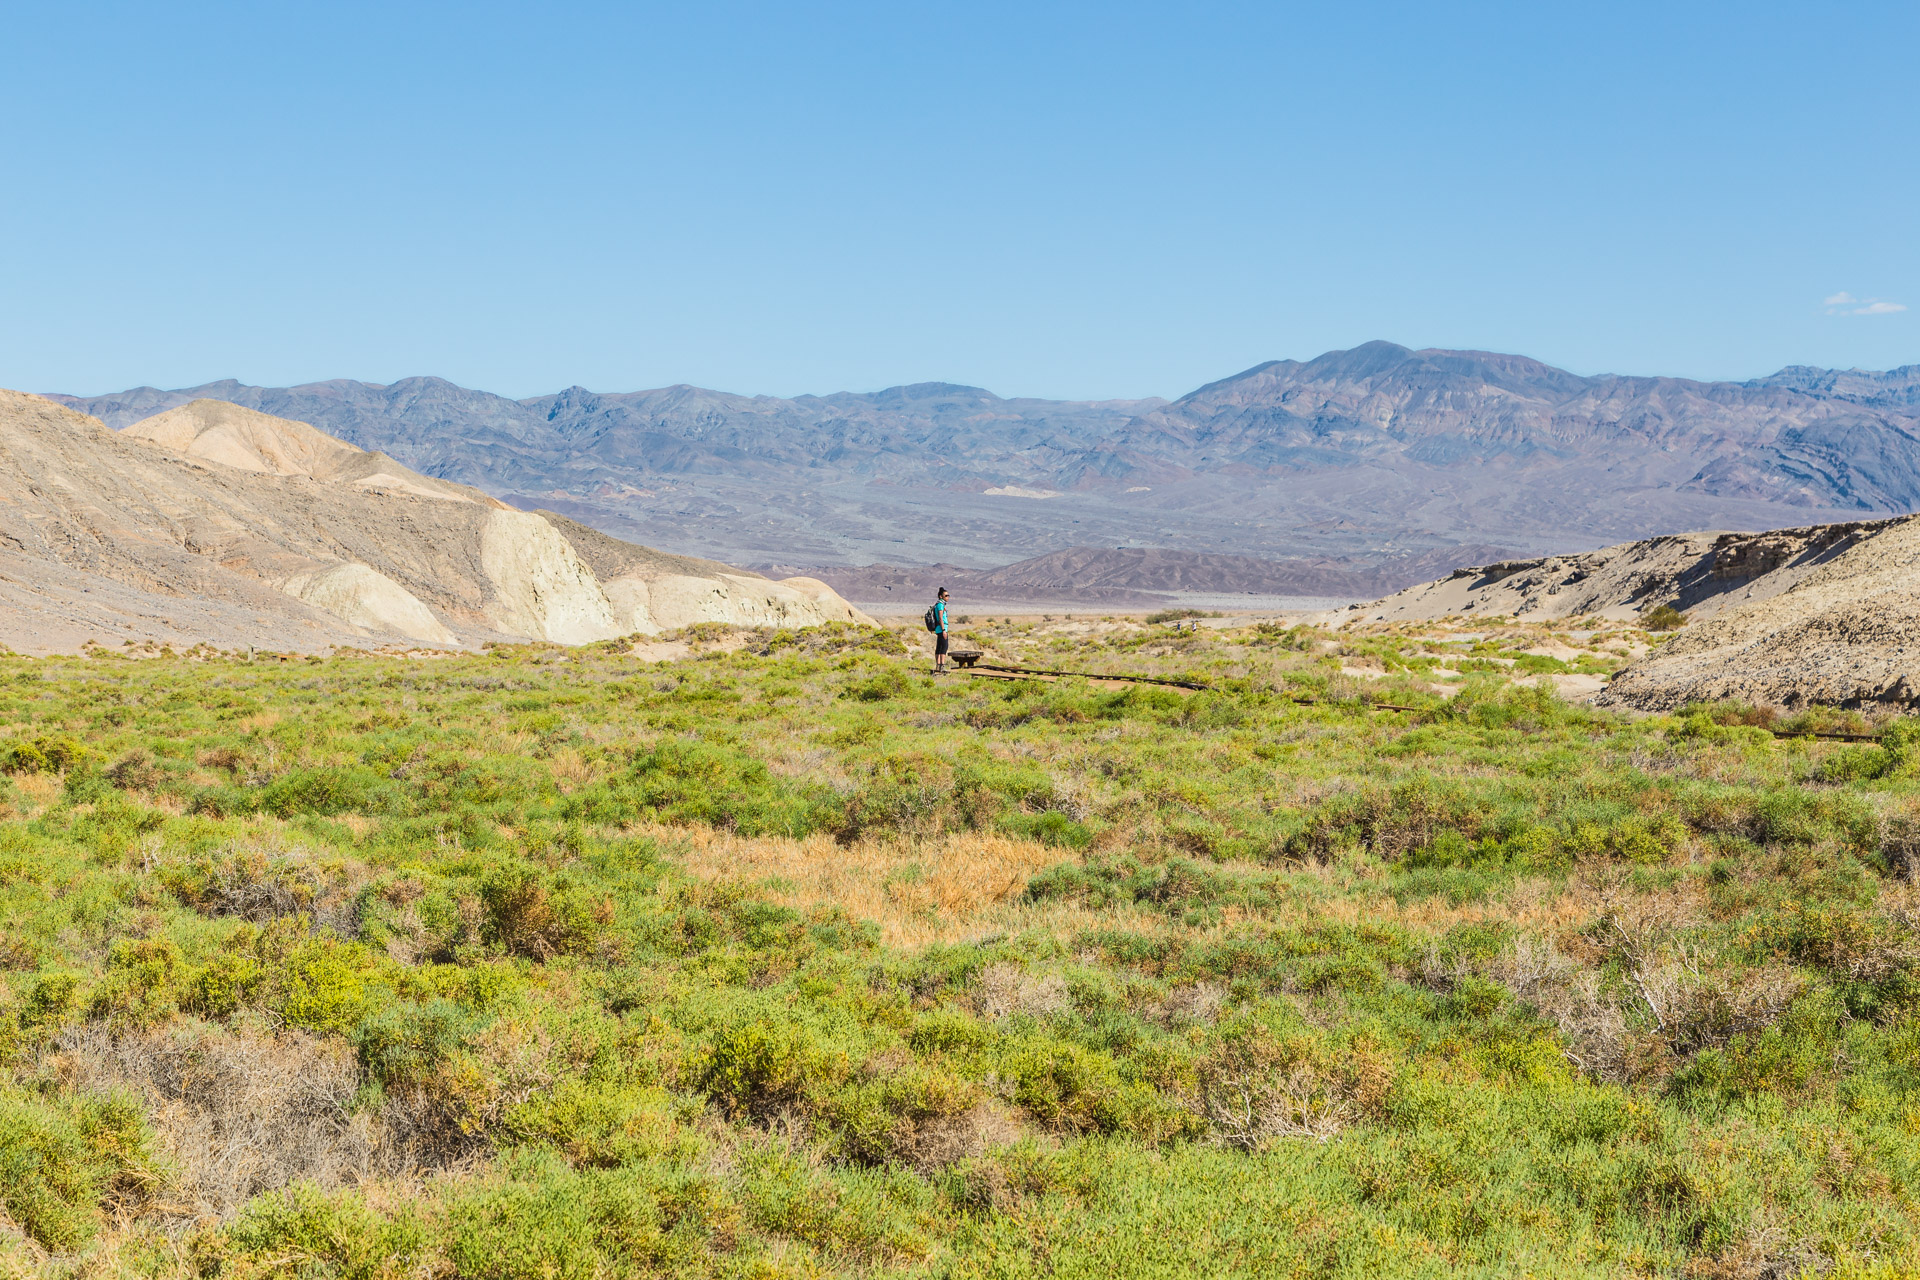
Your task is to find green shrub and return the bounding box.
[103,750,167,792]
[273,940,372,1035]
[260,765,391,817]
[844,667,909,702]
[442,1163,697,1280]
[910,1008,993,1058]
[501,1080,689,1168]
[581,740,837,837]
[189,952,263,1019]
[1641,604,1687,631]
[1817,744,1892,783]
[995,1033,1166,1137]
[91,936,186,1028]
[0,1091,103,1251]
[692,1016,843,1121]
[214,1183,430,1278]
[1,734,88,775]
[0,1089,159,1252]
[475,858,612,960]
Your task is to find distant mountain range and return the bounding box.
[46,343,1920,588]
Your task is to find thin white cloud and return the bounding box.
[1825,290,1908,316]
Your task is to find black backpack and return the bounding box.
[924,604,941,632]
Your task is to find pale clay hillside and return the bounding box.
[0,390,870,654]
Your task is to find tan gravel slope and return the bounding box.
[0,390,870,653]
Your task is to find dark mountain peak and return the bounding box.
[1175,342,1598,409]
[284,377,381,395]
[1747,363,1920,405]
[1408,347,1593,396]
[46,383,164,401]
[539,385,605,417]
[185,377,255,398]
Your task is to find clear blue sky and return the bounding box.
[4,1,1914,400]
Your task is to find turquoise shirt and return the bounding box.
[933,600,949,633]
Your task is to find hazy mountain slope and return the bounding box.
[124,399,495,504]
[46,344,1920,574]
[1145,344,1920,509]
[1748,363,1920,406]
[0,391,869,653]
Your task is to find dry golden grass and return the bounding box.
[10,773,61,813]
[545,746,595,789]
[653,824,1163,946]
[56,1023,394,1224]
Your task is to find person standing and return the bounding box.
[930,587,951,673]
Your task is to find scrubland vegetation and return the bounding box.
[2,616,1918,1277]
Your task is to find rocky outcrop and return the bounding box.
[1349,511,1920,712]
[1353,519,1904,627]
[0,390,872,653]
[1598,517,1920,711]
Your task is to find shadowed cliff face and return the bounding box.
[44,343,1920,573]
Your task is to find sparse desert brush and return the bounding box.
[0,621,1918,1275]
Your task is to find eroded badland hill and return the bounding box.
[0,390,867,653]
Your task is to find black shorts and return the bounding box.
[935,633,950,655]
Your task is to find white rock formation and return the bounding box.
[282,563,457,644]
[601,571,874,635]
[479,509,623,644]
